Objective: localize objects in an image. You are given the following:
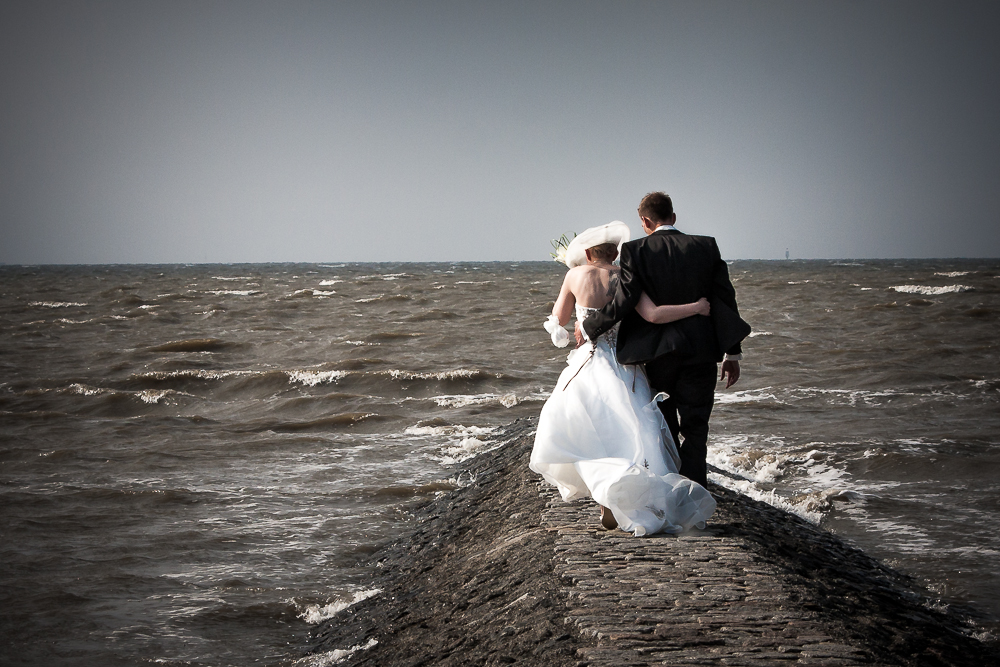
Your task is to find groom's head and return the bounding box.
[638,192,676,235]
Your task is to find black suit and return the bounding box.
[581,227,744,486]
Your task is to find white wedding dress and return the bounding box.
[530,306,716,536]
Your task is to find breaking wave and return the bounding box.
[889,285,974,295]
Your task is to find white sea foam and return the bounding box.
[430,393,534,408]
[299,588,382,624]
[747,331,772,337]
[137,390,171,404]
[287,370,348,386]
[67,384,185,405]
[291,289,336,297]
[438,437,496,464]
[708,435,787,483]
[30,301,87,308]
[68,383,111,396]
[709,472,824,523]
[134,369,254,381]
[706,435,869,524]
[355,295,383,303]
[205,289,261,296]
[791,387,905,407]
[402,423,501,465]
[454,280,494,285]
[889,285,973,295]
[714,389,779,405]
[212,276,253,281]
[295,638,378,666]
[343,340,376,346]
[318,279,342,286]
[355,273,406,281]
[387,369,487,381]
[934,271,969,277]
[404,424,498,438]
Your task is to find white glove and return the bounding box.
[543,314,570,348]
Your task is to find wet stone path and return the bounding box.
[310,419,998,667]
[547,492,870,665]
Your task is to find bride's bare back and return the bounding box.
[551,261,711,329]
[569,265,619,309]
[551,264,617,326]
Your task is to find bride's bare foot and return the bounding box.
[600,505,618,530]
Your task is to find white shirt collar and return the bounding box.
[653,225,678,233]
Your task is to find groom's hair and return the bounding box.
[638,192,674,223]
[586,243,618,262]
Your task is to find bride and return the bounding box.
[530,221,716,536]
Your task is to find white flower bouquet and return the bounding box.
[550,232,576,265]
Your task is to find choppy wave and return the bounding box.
[256,412,383,432]
[136,389,179,404]
[438,437,497,464]
[66,383,192,405]
[404,423,497,438]
[296,638,378,667]
[355,273,407,281]
[288,370,349,386]
[709,472,825,523]
[366,332,422,341]
[288,288,336,298]
[714,389,779,405]
[433,394,512,408]
[889,284,974,295]
[707,436,859,523]
[133,369,256,381]
[29,301,87,308]
[299,588,382,624]
[387,369,492,381]
[149,338,232,352]
[122,367,505,394]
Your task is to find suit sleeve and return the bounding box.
[711,239,743,356]
[582,242,643,340]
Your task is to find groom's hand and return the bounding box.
[574,321,585,347]
[720,360,740,388]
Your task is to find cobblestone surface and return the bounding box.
[546,491,872,665]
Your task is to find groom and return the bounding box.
[576,192,746,487]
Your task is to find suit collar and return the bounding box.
[652,225,681,235]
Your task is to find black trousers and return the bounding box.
[644,358,717,487]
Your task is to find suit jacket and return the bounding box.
[582,228,747,365]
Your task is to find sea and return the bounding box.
[1,259,998,666]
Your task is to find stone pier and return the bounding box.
[310,419,997,666]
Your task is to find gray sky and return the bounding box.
[2,1,998,263]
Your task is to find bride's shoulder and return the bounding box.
[565,264,596,281]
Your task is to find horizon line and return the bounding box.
[2,257,1000,268]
